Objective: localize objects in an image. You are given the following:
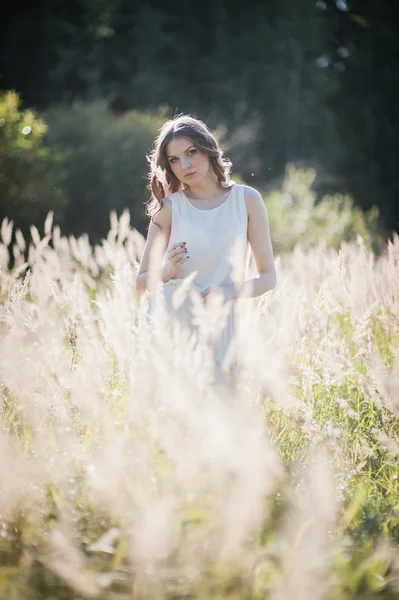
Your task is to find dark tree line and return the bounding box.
[1,0,398,232]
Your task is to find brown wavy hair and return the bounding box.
[146,115,232,221]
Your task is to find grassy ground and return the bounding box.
[0,211,398,599]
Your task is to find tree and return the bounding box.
[44,101,163,241]
[1,0,398,232]
[329,0,399,230]
[0,91,67,233]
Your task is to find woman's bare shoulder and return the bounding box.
[151,196,172,230]
[242,184,263,201]
[242,185,265,215]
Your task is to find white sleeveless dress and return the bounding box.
[148,183,250,379]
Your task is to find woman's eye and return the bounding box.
[169,150,195,164]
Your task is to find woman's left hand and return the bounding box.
[200,283,237,305]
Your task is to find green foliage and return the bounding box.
[43,101,164,241]
[1,1,399,231]
[332,1,399,230]
[0,91,384,250]
[264,167,383,254]
[0,91,67,232]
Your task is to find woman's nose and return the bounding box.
[181,157,191,169]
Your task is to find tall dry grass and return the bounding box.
[0,209,399,599]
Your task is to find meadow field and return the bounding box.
[0,193,399,599]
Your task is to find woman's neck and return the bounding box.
[183,175,230,200]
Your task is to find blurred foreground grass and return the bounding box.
[0,173,398,599]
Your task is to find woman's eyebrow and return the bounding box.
[167,145,195,158]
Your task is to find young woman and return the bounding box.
[136,115,276,382]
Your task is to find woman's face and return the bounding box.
[165,136,211,186]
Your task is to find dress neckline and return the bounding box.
[182,184,235,212]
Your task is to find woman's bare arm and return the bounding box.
[232,186,277,299]
[135,199,172,294]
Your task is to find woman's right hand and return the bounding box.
[162,241,189,282]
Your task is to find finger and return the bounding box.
[172,249,187,262]
[171,246,187,258]
[176,253,189,265]
[172,242,186,250]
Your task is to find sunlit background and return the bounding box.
[0,0,398,243]
[1,2,399,599]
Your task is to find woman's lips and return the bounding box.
[185,172,196,178]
